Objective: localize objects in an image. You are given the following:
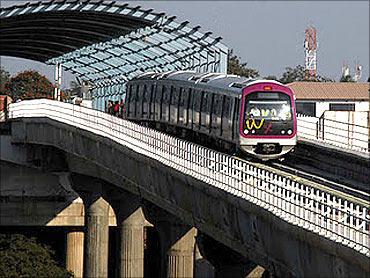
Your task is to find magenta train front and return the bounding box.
[239,81,297,160]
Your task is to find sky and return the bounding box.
[1,0,369,88]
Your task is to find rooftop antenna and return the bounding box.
[341,61,350,78]
[353,61,362,82]
[304,25,317,81]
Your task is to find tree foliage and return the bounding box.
[263,75,279,81]
[279,65,306,84]
[278,65,334,84]
[227,49,259,78]
[4,70,55,100]
[0,67,10,94]
[0,234,72,278]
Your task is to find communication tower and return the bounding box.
[304,26,317,81]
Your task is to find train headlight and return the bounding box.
[251,130,255,134]
[244,129,249,134]
[281,130,285,134]
[287,129,292,135]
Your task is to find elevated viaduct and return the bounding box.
[1,100,368,278]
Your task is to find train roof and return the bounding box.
[130,71,284,95]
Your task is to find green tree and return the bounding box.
[0,67,11,94]
[4,70,54,100]
[0,234,72,278]
[279,65,334,83]
[279,65,306,84]
[264,75,279,81]
[227,49,259,78]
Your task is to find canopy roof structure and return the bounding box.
[1,0,228,109]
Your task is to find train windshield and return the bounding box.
[245,92,292,121]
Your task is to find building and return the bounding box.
[287,82,369,117]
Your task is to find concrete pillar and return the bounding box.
[66,229,84,278]
[166,227,196,278]
[119,207,145,278]
[143,202,196,278]
[84,195,110,278]
[71,174,110,278]
[104,186,148,278]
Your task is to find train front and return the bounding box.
[239,81,297,160]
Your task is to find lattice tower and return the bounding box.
[304,26,317,81]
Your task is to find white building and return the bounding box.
[288,82,369,151]
[287,82,369,117]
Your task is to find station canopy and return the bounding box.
[0,0,228,88]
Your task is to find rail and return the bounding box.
[297,113,369,153]
[8,99,370,257]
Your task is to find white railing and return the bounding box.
[297,113,369,153]
[8,99,370,257]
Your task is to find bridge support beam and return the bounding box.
[194,244,214,277]
[197,233,258,278]
[66,228,84,278]
[71,175,110,278]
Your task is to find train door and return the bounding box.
[142,84,149,120]
[187,88,193,129]
[129,84,139,118]
[211,93,223,137]
[178,86,188,127]
[161,84,170,123]
[231,97,240,142]
[154,83,162,121]
[221,95,232,140]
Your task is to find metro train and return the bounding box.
[124,71,297,160]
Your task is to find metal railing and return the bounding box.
[8,99,370,257]
[297,113,369,153]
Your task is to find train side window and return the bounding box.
[149,84,155,120]
[126,85,132,116]
[161,84,170,122]
[170,85,179,124]
[231,97,239,140]
[187,88,193,127]
[179,87,187,125]
[137,84,145,119]
[207,92,213,131]
[211,94,223,134]
[221,96,231,138]
[142,84,148,118]
[130,84,139,117]
[193,89,201,129]
[154,83,162,121]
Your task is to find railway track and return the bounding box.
[267,161,369,200]
[231,153,369,202]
